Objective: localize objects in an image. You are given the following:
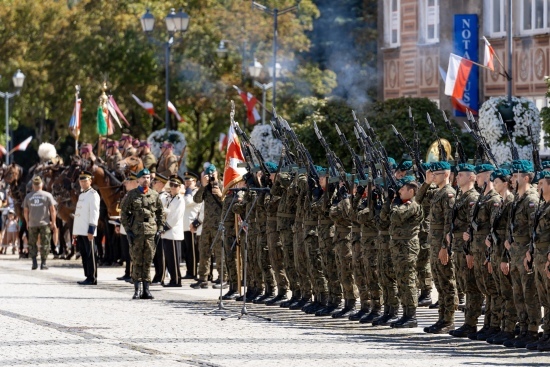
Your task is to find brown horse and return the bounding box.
[90,163,125,217]
[116,156,143,177]
[3,163,27,220]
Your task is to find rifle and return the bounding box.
[499,113,520,161]
[447,187,461,256]
[527,125,542,173]
[335,123,367,183]
[313,121,349,196]
[527,188,545,273]
[442,110,467,164]
[463,117,499,168]
[426,112,448,161]
[391,123,425,182]
[233,122,273,187]
[408,107,426,181]
[465,182,488,255]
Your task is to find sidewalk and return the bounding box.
[0,255,546,367]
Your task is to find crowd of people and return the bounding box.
[2,131,550,353]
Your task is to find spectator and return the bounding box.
[182,171,201,278]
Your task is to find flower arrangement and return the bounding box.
[147,129,187,173]
[478,96,541,164]
[249,124,283,164]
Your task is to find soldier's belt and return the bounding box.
[362,233,378,238]
[267,217,277,222]
[474,230,490,236]
[379,231,389,235]
[391,236,413,240]
[512,236,529,244]
[318,220,333,225]
[335,227,352,233]
[351,227,361,233]
[277,213,295,219]
[430,224,444,230]
[295,220,303,224]
[304,220,318,226]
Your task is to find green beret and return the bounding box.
[315,165,327,176]
[457,163,476,173]
[500,162,513,170]
[265,161,278,173]
[205,164,216,174]
[512,159,534,173]
[430,161,451,171]
[538,171,550,180]
[421,162,431,171]
[387,157,396,169]
[490,169,511,182]
[398,160,413,171]
[542,161,550,169]
[136,168,151,178]
[475,163,495,174]
[398,175,417,186]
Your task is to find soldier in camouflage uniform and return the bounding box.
[502,160,541,348]
[418,162,436,307]
[486,169,518,345]
[416,161,457,334]
[137,141,157,174]
[271,170,301,307]
[191,164,224,289]
[329,181,359,318]
[120,168,165,299]
[447,164,483,338]
[388,176,424,328]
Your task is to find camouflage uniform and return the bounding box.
[255,191,275,293]
[141,152,157,173]
[451,187,483,328]
[193,181,224,283]
[28,226,51,260]
[418,184,437,297]
[350,193,369,312]
[290,174,312,300]
[120,187,164,282]
[221,192,241,290]
[417,182,457,324]
[534,200,550,336]
[374,199,398,313]
[508,186,541,334]
[265,192,289,295]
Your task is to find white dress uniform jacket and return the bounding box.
[183,187,201,230]
[72,188,101,236]
[161,193,185,241]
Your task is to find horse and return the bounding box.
[116,155,143,177]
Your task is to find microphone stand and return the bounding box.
[222,192,272,322]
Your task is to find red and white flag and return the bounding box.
[444,53,474,99]
[218,133,227,152]
[233,86,260,125]
[131,94,155,115]
[167,101,183,122]
[223,123,247,192]
[0,144,6,156]
[108,96,130,126]
[12,136,32,152]
[483,36,495,72]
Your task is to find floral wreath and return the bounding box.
[249,124,283,164]
[147,129,187,172]
[478,96,541,164]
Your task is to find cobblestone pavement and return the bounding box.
[0,255,547,367]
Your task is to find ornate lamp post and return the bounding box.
[0,70,25,164]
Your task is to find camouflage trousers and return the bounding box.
[267,226,289,293]
[417,234,433,293]
[318,223,342,304]
[197,225,224,283]
[489,251,517,332]
[28,225,51,260]
[333,228,358,301]
[378,244,398,310]
[130,234,155,282]
[280,227,300,293]
[390,239,419,309]
[454,249,483,327]
[222,232,238,289]
[364,235,382,311]
[246,229,261,289]
[304,227,328,301]
[293,222,312,298]
[534,250,550,333]
[472,243,499,328]
[256,225,275,290]
[352,233,369,309]
[510,244,541,333]
[430,230,457,322]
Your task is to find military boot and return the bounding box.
[449,323,477,338]
[331,299,356,319]
[289,297,310,310]
[265,291,288,306]
[281,290,300,308]
[467,324,489,340]
[141,282,154,299]
[393,307,417,328]
[246,288,261,303]
[429,321,455,334]
[487,331,515,345]
[132,281,142,300]
[418,289,432,307]
[315,300,341,317]
[236,287,254,302]
[31,257,38,270]
[537,334,550,351]
[221,285,239,300]
[429,301,439,309]
[359,306,382,324]
[302,296,319,313]
[306,295,327,315]
[526,333,550,350]
[477,326,500,341]
[349,301,370,321]
[513,331,539,348]
[390,306,407,328]
[253,285,274,304]
[40,259,48,270]
[373,306,399,326]
[424,319,444,333]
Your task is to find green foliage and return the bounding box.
[541,78,550,145]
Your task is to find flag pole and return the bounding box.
[75,85,80,153]
[482,36,511,80]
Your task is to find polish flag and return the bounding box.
[233,86,261,125]
[483,36,495,72]
[218,133,227,152]
[222,123,247,193]
[12,136,32,152]
[444,53,474,99]
[167,101,184,122]
[131,94,155,115]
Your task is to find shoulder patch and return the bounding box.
[448,193,454,198]
[529,202,536,208]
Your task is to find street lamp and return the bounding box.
[267,62,282,78]
[254,80,273,125]
[248,59,263,79]
[0,69,25,165]
[216,40,228,59]
[141,8,190,130]
[252,0,300,111]
[215,39,252,81]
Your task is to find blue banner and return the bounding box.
[453,14,478,116]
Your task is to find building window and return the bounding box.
[484,0,506,37]
[385,0,400,47]
[418,0,439,44]
[521,0,550,34]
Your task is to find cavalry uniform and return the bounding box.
[157,153,178,177]
[141,151,157,173]
[107,150,122,172]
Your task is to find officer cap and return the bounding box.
[184,171,199,181]
[78,170,93,180]
[542,161,550,169]
[456,163,476,173]
[205,164,216,174]
[490,169,511,182]
[139,140,150,148]
[80,143,93,154]
[265,161,278,173]
[169,175,184,186]
[474,163,495,174]
[387,157,397,169]
[154,172,168,183]
[136,168,151,178]
[125,172,138,182]
[7,209,14,215]
[512,159,534,173]
[430,161,451,171]
[32,176,42,185]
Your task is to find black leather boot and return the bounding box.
[372,306,399,326]
[289,297,310,310]
[281,290,301,308]
[349,302,370,321]
[132,281,142,299]
[418,289,432,307]
[360,307,382,324]
[40,259,48,270]
[31,257,38,270]
[265,291,288,306]
[222,285,239,300]
[393,307,417,328]
[246,288,261,303]
[315,301,340,317]
[332,299,357,319]
[390,306,407,328]
[141,282,154,299]
[449,323,477,337]
[253,286,275,304]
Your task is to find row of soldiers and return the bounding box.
[194,156,550,352]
